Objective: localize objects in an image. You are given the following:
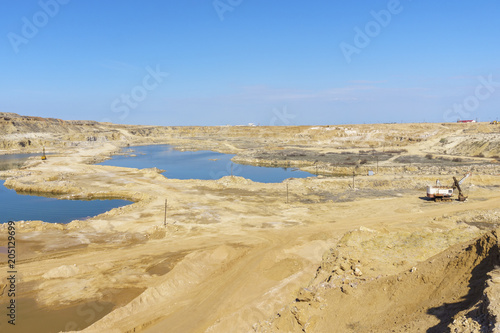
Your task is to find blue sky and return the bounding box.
[1,0,499,126]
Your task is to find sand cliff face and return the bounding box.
[0,113,122,150]
[2,112,500,174]
[1,113,500,332]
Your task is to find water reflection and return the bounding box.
[0,153,43,171]
[0,180,131,224]
[98,145,314,183]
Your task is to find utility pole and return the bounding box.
[163,199,168,227]
[352,170,355,190]
[286,182,289,204]
[376,155,379,174]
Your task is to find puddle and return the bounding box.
[0,298,114,333]
[0,153,45,171]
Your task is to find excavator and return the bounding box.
[41,147,47,160]
[426,172,471,202]
[452,173,470,202]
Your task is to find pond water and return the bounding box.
[98,145,314,183]
[0,153,43,171]
[0,180,131,224]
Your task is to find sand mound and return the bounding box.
[72,245,237,333]
[42,264,81,279]
[258,229,500,332]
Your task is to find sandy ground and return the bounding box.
[0,117,500,332]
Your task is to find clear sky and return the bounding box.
[1,0,499,126]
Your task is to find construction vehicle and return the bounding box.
[491,120,498,125]
[41,147,47,160]
[426,172,471,202]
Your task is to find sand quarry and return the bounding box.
[1,113,500,332]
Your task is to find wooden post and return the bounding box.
[286,183,289,204]
[164,199,167,227]
[231,163,233,177]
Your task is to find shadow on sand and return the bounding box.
[426,239,499,332]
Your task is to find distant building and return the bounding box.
[457,120,476,123]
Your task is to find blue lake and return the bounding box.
[98,145,314,183]
[0,180,131,224]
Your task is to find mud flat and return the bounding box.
[1,113,500,332]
